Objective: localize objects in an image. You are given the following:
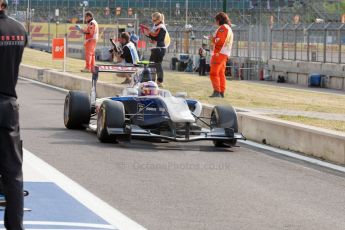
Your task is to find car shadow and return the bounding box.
[116,140,235,153]
[22,126,237,153]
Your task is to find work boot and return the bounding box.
[209,91,221,98]
[220,92,224,98]
[81,68,91,73]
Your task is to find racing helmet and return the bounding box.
[140,81,158,96]
[1,0,8,9]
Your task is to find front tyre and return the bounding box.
[97,100,125,143]
[64,91,91,129]
[210,105,238,147]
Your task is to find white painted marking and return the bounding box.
[240,140,345,173]
[23,149,147,230]
[0,221,114,229]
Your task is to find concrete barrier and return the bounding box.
[19,64,345,166]
[19,64,45,81]
[237,113,345,165]
[268,59,345,91]
[19,64,123,97]
[201,104,345,165]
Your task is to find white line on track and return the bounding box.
[1,228,112,230]
[240,140,345,174]
[23,149,147,230]
[20,77,345,174]
[0,221,115,229]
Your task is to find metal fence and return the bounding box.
[270,22,345,64]
[162,24,270,62]
[26,20,345,78]
[157,22,345,65]
[149,24,268,80]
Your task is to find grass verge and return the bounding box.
[271,115,345,133]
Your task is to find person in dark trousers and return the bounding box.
[199,43,208,76]
[143,12,170,88]
[0,0,27,229]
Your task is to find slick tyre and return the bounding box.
[97,100,125,143]
[64,91,91,129]
[210,105,238,147]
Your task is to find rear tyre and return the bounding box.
[210,105,238,147]
[64,91,91,129]
[97,100,125,143]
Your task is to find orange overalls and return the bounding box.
[83,19,98,72]
[210,24,233,94]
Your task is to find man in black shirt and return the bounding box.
[115,32,139,84]
[0,0,27,229]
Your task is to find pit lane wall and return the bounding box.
[268,60,345,90]
[20,64,345,166]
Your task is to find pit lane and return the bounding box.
[14,78,345,230]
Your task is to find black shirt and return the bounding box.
[120,44,133,64]
[148,23,167,48]
[0,11,27,98]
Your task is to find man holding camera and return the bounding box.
[0,0,27,229]
[113,32,139,84]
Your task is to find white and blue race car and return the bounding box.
[63,62,245,147]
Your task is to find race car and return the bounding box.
[63,62,245,147]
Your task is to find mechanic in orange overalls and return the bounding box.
[209,12,233,98]
[80,11,98,73]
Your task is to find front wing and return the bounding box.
[106,125,245,143]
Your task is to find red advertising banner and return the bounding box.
[52,38,65,60]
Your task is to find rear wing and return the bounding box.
[90,63,156,104]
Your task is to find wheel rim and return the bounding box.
[97,107,105,136]
[210,112,218,128]
[63,95,70,126]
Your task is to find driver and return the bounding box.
[115,32,139,84]
[140,81,159,96]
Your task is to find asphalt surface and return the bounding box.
[18,79,345,230]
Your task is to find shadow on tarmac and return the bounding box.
[25,125,236,153]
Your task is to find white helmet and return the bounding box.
[140,81,158,96]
